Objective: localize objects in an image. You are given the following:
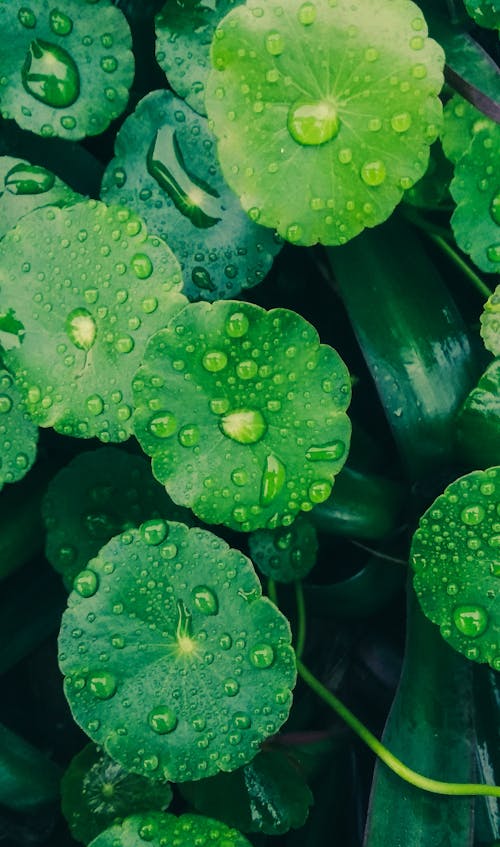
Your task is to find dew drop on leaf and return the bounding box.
[452,605,489,638]
[22,39,80,108]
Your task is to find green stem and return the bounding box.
[297,659,500,798]
[430,234,492,300]
[294,580,306,660]
[267,578,278,606]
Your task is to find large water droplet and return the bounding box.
[265,30,285,56]
[5,163,55,195]
[192,585,219,615]
[305,440,345,462]
[288,99,340,146]
[260,454,286,505]
[202,350,228,372]
[66,308,97,351]
[234,711,252,729]
[487,245,500,263]
[73,569,99,598]
[148,706,177,734]
[220,409,267,444]
[249,643,275,668]
[453,605,489,638]
[49,8,73,35]
[490,193,500,226]
[309,480,332,503]
[298,1,317,24]
[236,359,258,380]
[141,519,169,546]
[226,312,249,338]
[460,504,486,526]
[0,395,13,414]
[89,671,117,700]
[22,39,80,108]
[360,160,386,186]
[131,253,153,279]
[18,7,37,28]
[148,411,177,438]
[223,678,240,696]
[391,112,412,133]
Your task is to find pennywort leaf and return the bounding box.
[61,743,172,845]
[0,0,135,140]
[411,467,500,669]
[248,514,318,583]
[0,369,38,492]
[481,285,500,357]
[205,0,444,246]
[441,95,492,165]
[89,812,252,847]
[457,359,500,469]
[101,90,281,301]
[59,521,296,782]
[0,200,186,441]
[132,300,351,531]
[464,0,500,30]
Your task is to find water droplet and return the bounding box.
[226,312,249,338]
[487,245,500,263]
[18,7,36,28]
[298,2,317,24]
[231,467,248,486]
[288,99,340,146]
[260,454,286,505]
[236,359,258,380]
[141,519,169,546]
[453,605,489,638]
[73,569,99,597]
[178,424,200,447]
[338,148,352,164]
[309,480,332,503]
[234,712,252,729]
[115,335,134,354]
[391,112,412,133]
[192,585,219,615]
[286,223,303,243]
[100,55,118,73]
[192,267,215,291]
[131,253,153,279]
[148,706,177,734]
[148,412,177,438]
[220,633,232,650]
[249,643,275,668]
[86,394,104,416]
[220,409,267,444]
[360,160,386,186]
[461,504,486,526]
[223,678,240,696]
[0,395,13,414]
[89,671,117,699]
[49,8,73,35]
[266,30,285,56]
[5,162,55,195]
[202,350,228,372]
[490,193,500,226]
[66,308,97,351]
[210,397,230,415]
[22,39,80,108]
[305,440,345,462]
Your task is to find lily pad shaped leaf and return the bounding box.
[411,467,500,669]
[0,369,38,492]
[205,0,444,246]
[180,747,313,834]
[0,157,82,239]
[155,0,241,117]
[132,301,351,532]
[0,200,186,442]
[59,521,296,782]
[61,743,173,846]
[441,95,492,165]
[101,90,281,301]
[450,122,500,273]
[464,0,500,30]
[481,284,500,357]
[89,812,252,847]
[43,447,193,589]
[248,514,318,583]
[0,0,134,140]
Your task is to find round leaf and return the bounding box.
[59,521,296,782]
[132,300,351,531]
[442,95,497,166]
[464,0,500,30]
[402,141,452,211]
[205,0,444,246]
[155,0,240,116]
[0,156,81,239]
[43,447,193,589]
[248,514,318,583]
[0,200,186,441]
[450,122,500,274]
[0,0,134,140]
[61,743,172,845]
[0,369,38,492]
[481,284,500,357]
[411,467,500,669]
[89,812,252,847]
[180,747,313,834]
[101,90,281,301]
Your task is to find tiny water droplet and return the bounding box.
[178,424,200,447]
[89,671,117,700]
[453,605,488,638]
[0,395,13,414]
[49,8,73,35]
[236,359,258,380]
[223,678,240,696]
[202,350,228,372]
[391,112,412,133]
[490,193,500,226]
[131,253,153,279]
[22,39,80,108]
[148,706,177,734]
[192,585,219,616]
[86,394,104,416]
[220,633,232,650]
[309,479,332,503]
[18,7,37,28]
[234,711,252,729]
[249,643,275,668]
[298,2,317,24]
[266,30,285,56]
[487,245,500,263]
[74,569,99,597]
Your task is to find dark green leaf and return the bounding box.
[89,812,252,847]
[0,368,38,492]
[249,514,318,584]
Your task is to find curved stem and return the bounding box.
[267,578,278,606]
[430,234,492,301]
[294,580,306,660]
[297,659,500,798]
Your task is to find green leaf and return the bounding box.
[0,200,186,441]
[101,90,281,301]
[402,141,453,211]
[89,812,252,847]
[441,95,492,165]
[457,359,500,469]
[481,285,500,356]
[0,156,82,238]
[43,447,193,589]
[180,747,313,834]
[132,300,351,531]
[61,743,172,845]
[0,0,134,140]
[205,0,444,246]
[155,0,240,116]
[59,521,296,782]
[464,0,500,30]
[248,514,318,583]
[411,467,500,669]
[0,369,38,492]
[450,121,500,273]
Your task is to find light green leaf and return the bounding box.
[205,0,444,246]
[59,521,296,782]
[450,122,500,273]
[0,368,38,492]
[481,285,500,356]
[101,90,281,301]
[411,467,500,669]
[61,743,172,845]
[248,514,318,583]
[89,813,252,847]
[0,200,186,441]
[43,447,193,589]
[441,95,492,165]
[132,300,351,531]
[0,0,134,140]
